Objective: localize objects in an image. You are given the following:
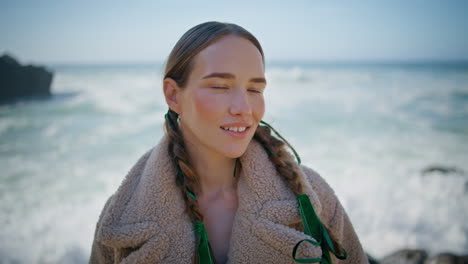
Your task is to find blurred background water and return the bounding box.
[0,61,467,263]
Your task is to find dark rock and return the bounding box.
[0,53,53,103]
[380,249,428,264]
[424,253,468,264]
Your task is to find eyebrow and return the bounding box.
[201,72,267,84]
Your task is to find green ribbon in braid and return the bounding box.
[194,221,215,264]
[260,120,348,263]
[260,120,302,165]
[166,111,347,263]
[293,194,348,263]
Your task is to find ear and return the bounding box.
[163,78,183,114]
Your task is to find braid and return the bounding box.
[164,109,204,222]
[254,124,346,256]
[254,125,304,195]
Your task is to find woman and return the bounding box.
[90,21,369,264]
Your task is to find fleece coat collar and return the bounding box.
[93,134,367,263]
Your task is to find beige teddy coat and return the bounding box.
[90,135,369,263]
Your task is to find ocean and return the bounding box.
[1,61,467,263]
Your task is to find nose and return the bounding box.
[229,88,252,116]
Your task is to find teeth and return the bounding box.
[222,126,247,132]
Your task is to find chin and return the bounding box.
[221,144,249,159]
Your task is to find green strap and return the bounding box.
[293,194,348,263]
[186,188,197,201]
[260,120,302,165]
[194,221,214,264]
[297,194,323,240]
[323,227,348,260]
[292,239,322,263]
[188,188,213,263]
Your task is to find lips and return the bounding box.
[220,124,251,138]
[220,126,248,132]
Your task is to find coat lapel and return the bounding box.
[227,139,324,263]
[95,134,324,263]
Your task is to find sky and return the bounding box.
[1,0,467,64]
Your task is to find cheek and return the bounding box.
[192,91,224,121]
[252,96,265,120]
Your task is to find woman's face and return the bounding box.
[174,35,266,159]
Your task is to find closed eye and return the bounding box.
[248,88,263,94]
[211,86,228,89]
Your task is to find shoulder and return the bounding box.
[94,145,157,228]
[300,165,368,262]
[299,165,335,196]
[299,165,340,225]
[91,140,181,246]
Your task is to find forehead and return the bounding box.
[189,35,265,80]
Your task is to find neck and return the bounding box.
[183,140,238,198]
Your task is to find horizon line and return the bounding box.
[43,58,468,67]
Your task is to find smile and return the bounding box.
[220,126,250,138]
[221,126,247,132]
